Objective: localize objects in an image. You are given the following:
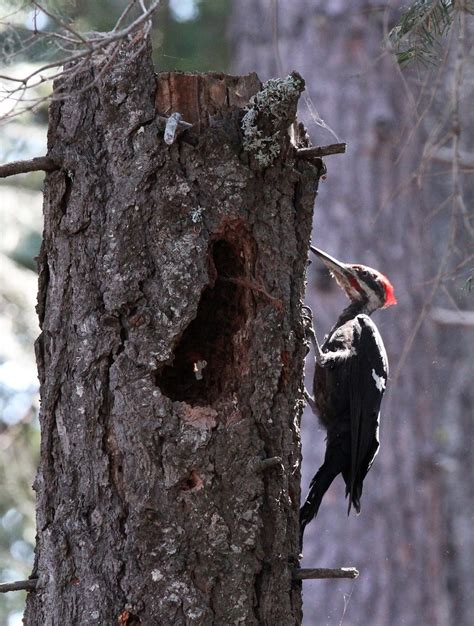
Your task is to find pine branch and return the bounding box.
[388,0,471,67]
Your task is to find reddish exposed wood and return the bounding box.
[155,71,261,129]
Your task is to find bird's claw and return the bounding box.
[304,389,317,414]
[301,304,313,322]
[301,305,317,343]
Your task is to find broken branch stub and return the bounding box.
[25,37,322,626]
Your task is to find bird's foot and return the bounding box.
[288,552,301,566]
[301,305,317,346]
[301,304,314,326]
[302,305,323,362]
[298,524,306,555]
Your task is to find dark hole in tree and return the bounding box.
[180,470,203,492]
[155,239,248,405]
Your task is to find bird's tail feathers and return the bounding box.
[345,479,362,515]
[300,460,341,547]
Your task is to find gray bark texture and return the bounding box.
[231,2,472,625]
[24,37,323,625]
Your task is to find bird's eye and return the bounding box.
[361,270,368,277]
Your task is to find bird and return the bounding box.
[300,246,396,548]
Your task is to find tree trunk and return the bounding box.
[426,15,474,625]
[231,2,455,625]
[24,38,322,625]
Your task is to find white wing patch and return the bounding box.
[371,369,386,392]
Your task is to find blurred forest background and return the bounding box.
[0,1,472,625]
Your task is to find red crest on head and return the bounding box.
[381,276,397,307]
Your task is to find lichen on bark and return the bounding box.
[241,72,305,167]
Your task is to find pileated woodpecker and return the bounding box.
[300,246,396,547]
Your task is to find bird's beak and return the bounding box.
[310,246,360,300]
[310,246,349,276]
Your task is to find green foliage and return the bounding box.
[153,0,230,72]
[0,1,230,74]
[9,231,42,272]
[389,0,473,66]
[0,417,39,625]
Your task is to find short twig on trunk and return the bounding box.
[296,143,347,159]
[0,156,58,178]
[0,579,37,593]
[293,567,359,580]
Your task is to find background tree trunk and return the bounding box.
[230,2,473,625]
[24,38,322,625]
[426,13,474,624]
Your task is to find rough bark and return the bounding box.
[230,2,461,625]
[24,37,323,625]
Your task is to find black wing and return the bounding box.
[347,315,388,513]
